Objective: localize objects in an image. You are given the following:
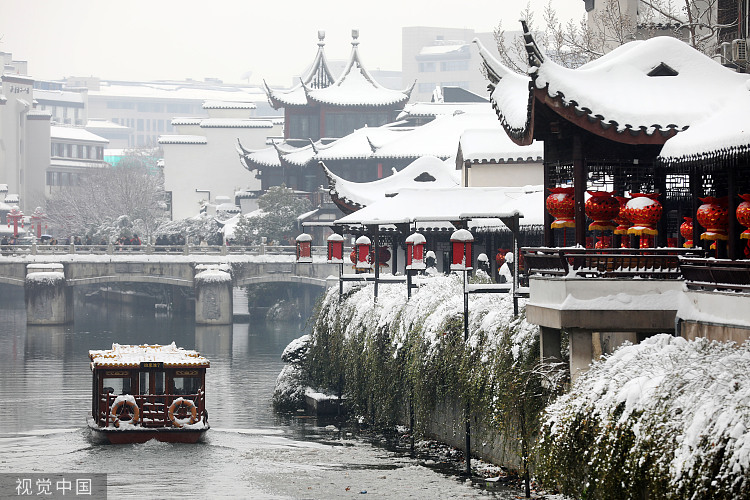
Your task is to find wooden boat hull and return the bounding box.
[88,419,208,444]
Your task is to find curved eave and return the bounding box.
[264,80,310,109]
[534,86,680,145]
[659,144,750,170]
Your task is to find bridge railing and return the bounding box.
[1,243,337,258]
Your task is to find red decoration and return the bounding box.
[696,196,729,241]
[625,193,662,236]
[355,236,371,270]
[594,236,611,249]
[349,249,356,264]
[614,196,631,235]
[680,217,694,248]
[327,233,344,263]
[6,206,24,238]
[450,229,473,271]
[377,246,391,266]
[585,191,619,231]
[295,233,312,263]
[495,249,507,267]
[737,194,750,240]
[405,232,426,270]
[546,187,575,229]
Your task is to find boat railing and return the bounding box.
[98,392,206,428]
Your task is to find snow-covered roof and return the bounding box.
[372,110,501,160]
[314,125,407,161]
[304,31,412,108]
[265,30,335,109]
[475,22,750,146]
[323,155,460,210]
[171,117,202,126]
[459,128,543,164]
[158,135,207,145]
[199,118,274,128]
[90,82,267,103]
[34,89,85,104]
[278,141,318,167]
[51,125,109,144]
[202,100,256,110]
[86,119,130,131]
[334,185,545,227]
[397,102,489,121]
[89,342,210,369]
[419,43,470,57]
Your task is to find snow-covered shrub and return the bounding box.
[535,334,750,499]
[304,273,551,455]
[273,334,311,410]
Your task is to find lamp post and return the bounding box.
[450,228,474,476]
[405,232,426,299]
[30,207,46,240]
[295,233,312,263]
[327,233,345,298]
[6,206,24,238]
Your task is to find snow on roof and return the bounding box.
[221,209,265,238]
[304,31,411,108]
[476,29,750,143]
[90,82,267,103]
[86,119,130,131]
[419,43,470,56]
[202,100,256,110]
[397,102,489,120]
[171,117,202,126]
[460,128,543,163]
[239,144,281,169]
[323,155,460,209]
[372,110,501,159]
[89,342,210,369]
[33,89,85,104]
[314,125,407,161]
[50,125,109,144]
[278,142,318,167]
[199,118,274,128]
[335,185,545,227]
[158,135,207,145]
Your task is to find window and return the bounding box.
[139,371,165,395]
[419,62,436,72]
[440,60,469,72]
[102,377,131,395]
[137,119,144,131]
[172,376,201,394]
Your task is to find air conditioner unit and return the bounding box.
[732,39,748,63]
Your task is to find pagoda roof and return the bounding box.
[334,185,544,228]
[371,109,501,160]
[303,30,413,108]
[322,155,460,212]
[277,140,319,167]
[237,143,281,170]
[459,129,543,164]
[265,30,335,109]
[475,21,749,146]
[314,124,410,161]
[396,102,488,121]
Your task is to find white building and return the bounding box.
[159,100,282,220]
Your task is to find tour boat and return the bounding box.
[88,342,210,444]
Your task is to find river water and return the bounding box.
[0,287,522,499]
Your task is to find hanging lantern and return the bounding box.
[450,229,473,271]
[585,191,619,231]
[377,246,391,266]
[405,232,426,270]
[349,249,357,265]
[594,235,611,249]
[680,217,694,248]
[295,233,312,263]
[546,187,575,229]
[696,196,729,241]
[326,233,344,263]
[495,249,507,267]
[354,235,371,270]
[625,193,662,236]
[737,194,750,240]
[613,197,631,235]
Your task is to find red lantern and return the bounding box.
[594,236,611,249]
[355,235,371,270]
[625,193,662,236]
[377,246,391,266]
[327,233,344,263]
[405,232,426,270]
[450,229,473,271]
[295,233,312,263]
[697,196,729,241]
[546,187,575,229]
[585,191,619,231]
[613,196,631,234]
[737,194,750,240]
[495,249,506,267]
[349,249,356,264]
[680,217,694,248]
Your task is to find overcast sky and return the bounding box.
[1,0,584,86]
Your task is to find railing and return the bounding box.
[97,392,206,428]
[680,257,750,292]
[522,247,706,280]
[1,243,334,257]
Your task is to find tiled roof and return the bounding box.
[158,135,207,144]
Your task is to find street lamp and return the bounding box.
[30,207,46,239]
[6,206,24,238]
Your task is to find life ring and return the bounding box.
[111,398,139,428]
[168,398,198,427]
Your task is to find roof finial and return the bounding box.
[351,29,359,46]
[318,30,325,46]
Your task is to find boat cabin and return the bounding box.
[88,343,210,444]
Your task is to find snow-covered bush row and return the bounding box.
[536,334,750,499]
[290,273,548,453]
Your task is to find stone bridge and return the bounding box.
[0,247,339,325]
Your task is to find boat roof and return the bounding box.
[89,342,210,369]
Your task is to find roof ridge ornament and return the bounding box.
[318,30,325,47]
[520,20,545,67]
[351,29,359,47]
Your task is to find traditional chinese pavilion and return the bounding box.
[239,30,413,193]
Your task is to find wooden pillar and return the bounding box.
[654,164,668,247]
[573,135,586,247]
[543,161,553,247]
[728,166,738,260]
[690,171,701,249]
